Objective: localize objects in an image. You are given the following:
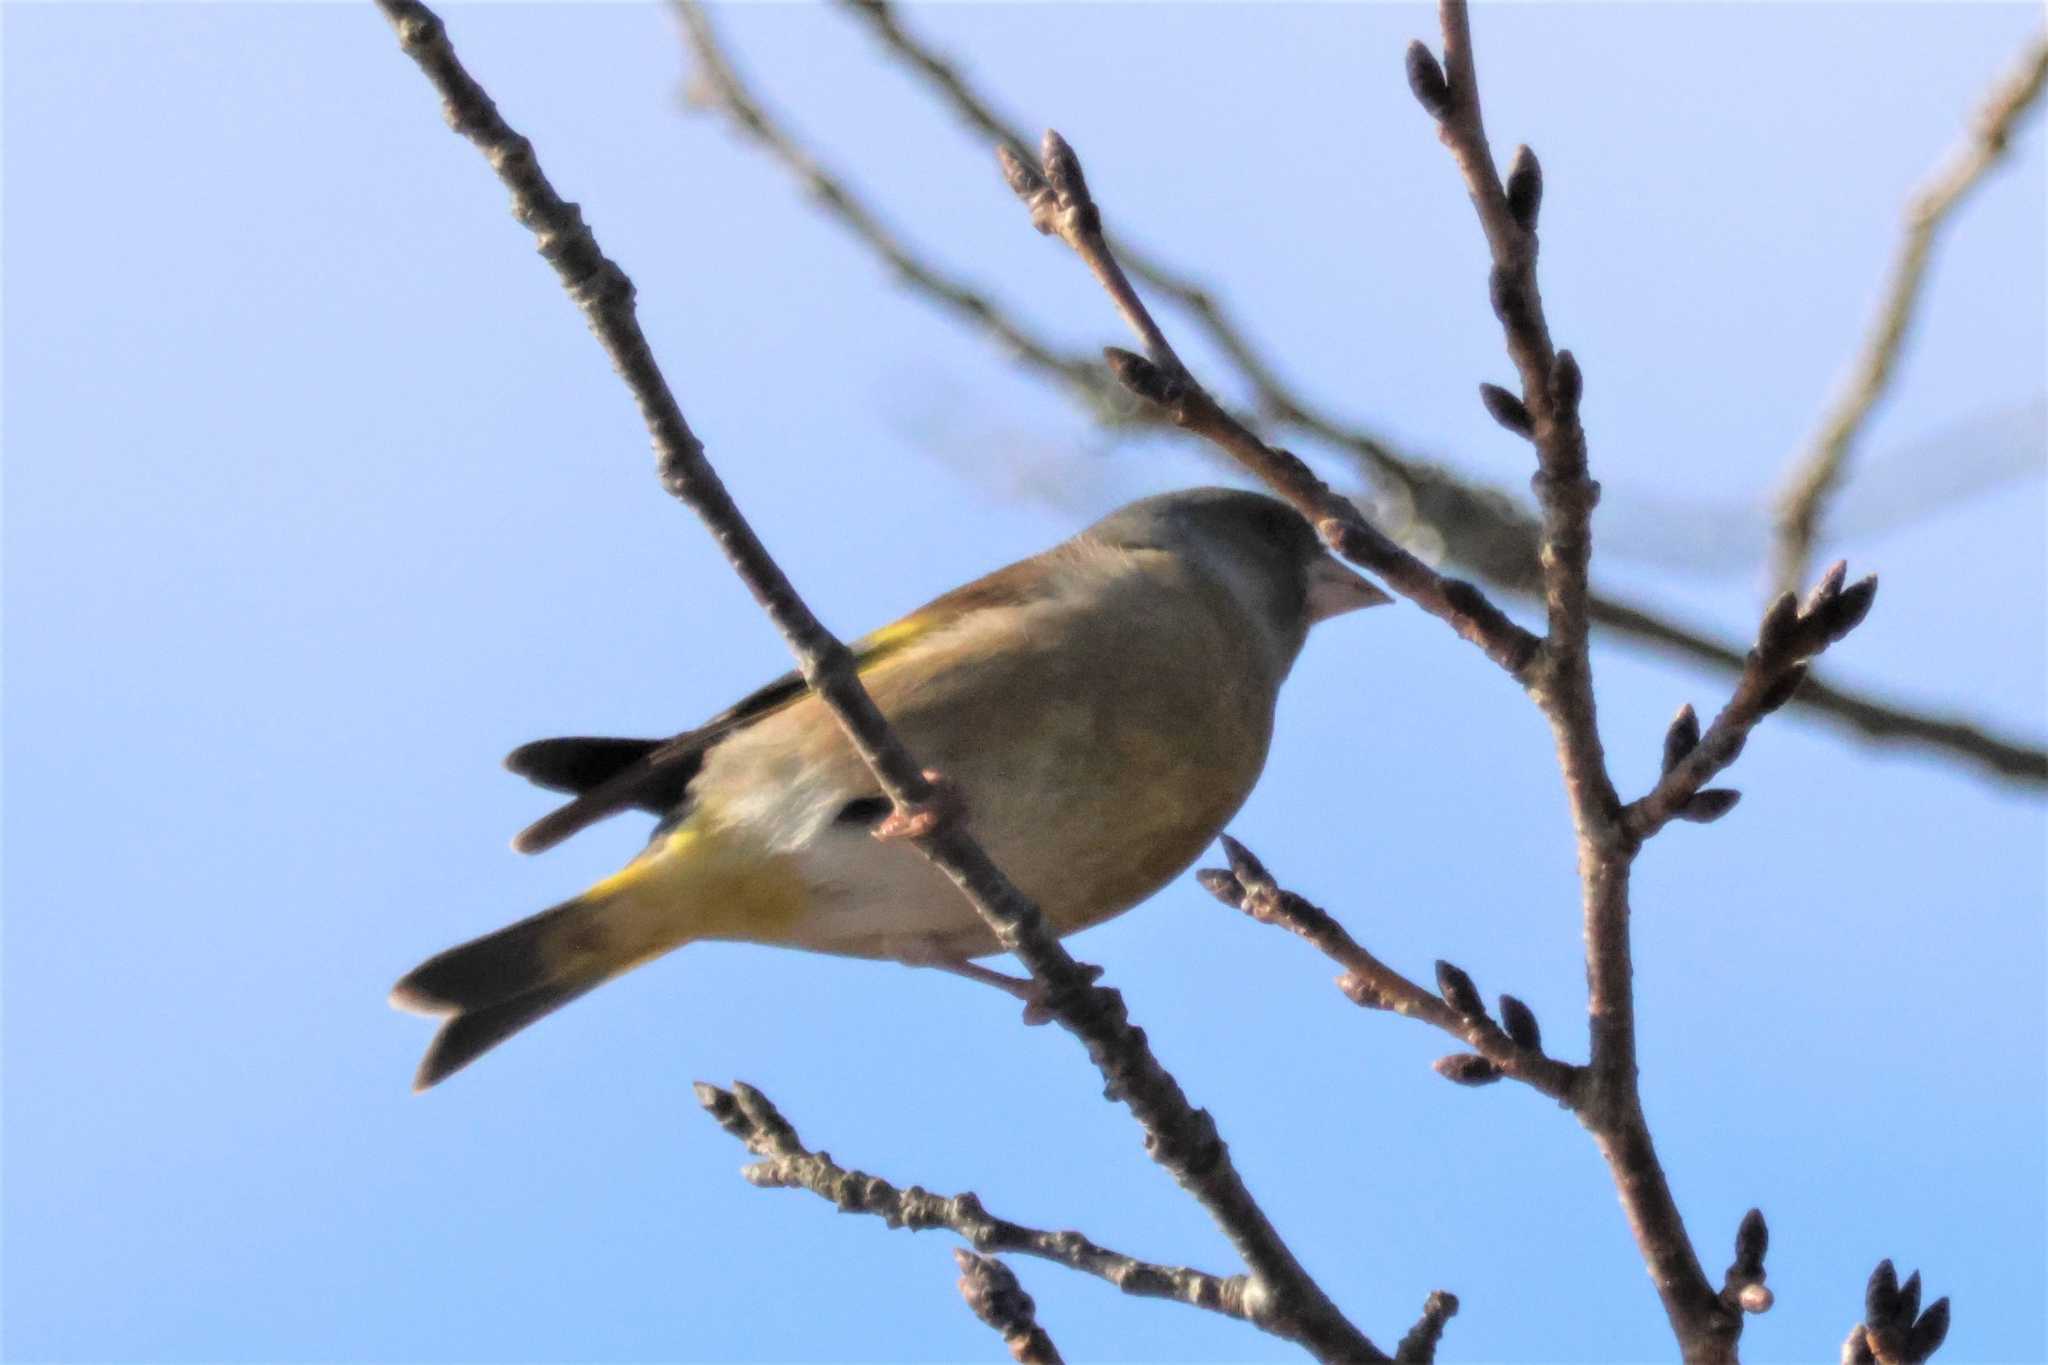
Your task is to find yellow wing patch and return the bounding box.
[582,819,810,962]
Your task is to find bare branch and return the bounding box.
[832,0,1416,482]
[1586,591,2045,785]
[1196,840,1581,1104]
[1416,4,1609,821]
[679,3,2048,790]
[1625,563,1880,842]
[672,2,1128,425]
[694,1082,1252,1327]
[1413,6,1733,1356]
[378,5,1377,1359]
[997,130,1542,682]
[390,6,2000,1358]
[1771,33,2048,594]
[955,1251,1065,1365]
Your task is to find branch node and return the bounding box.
[956,1250,1065,1365]
[1103,346,1188,413]
[1405,41,1453,120]
[1478,382,1534,438]
[1661,703,1702,773]
[996,142,1059,234]
[1218,833,1276,900]
[1804,559,1849,616]
[1756,662,1811,715]
[1433,1053,1503,1086]
[1850,1257,1951,1362]
[1547,349,1583,418]
[1733,1207,1769,1275]
[1720,1207,1772,1314]
[1758,590,1802,660]
[1505,144,1543,231]
[1497,993,1543,1052]
[1433,960,1486,1018]
[1676,788,1742,824]
[1394,1288,1461,1363]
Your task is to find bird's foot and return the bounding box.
[914,956,1104,1026]
[871,770,966,842]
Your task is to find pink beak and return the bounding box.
[1306,555,1394,623]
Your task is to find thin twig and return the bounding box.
[1411,7,1735,1356]
[831,0,1412,479]
[376,5,1378,1360]
[1624,564,1879,842]
[996,9,1917,1350]
[1586,591,2045,784]
[1196,838,1581,1104]
[694,1083,1248,1328]
[1422,5,1613,821]
[673,2,1128,425]
[677,1,2048,790]
[955,1251,1065,1365]
[996,130,1541,682]
[998,100,1734,1355]
[1393,1290,1460,1364]
[1771,33,2048,594]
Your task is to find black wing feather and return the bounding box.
[505,670,810,854]
[504,737,667,798]
[503,554,1050,854]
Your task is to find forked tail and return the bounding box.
[391,888,681,1092]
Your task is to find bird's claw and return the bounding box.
[872,770,966,842]
[911,955,1103,1027]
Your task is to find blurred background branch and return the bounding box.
[675,0,2047,791]
[1771,34,2048,595]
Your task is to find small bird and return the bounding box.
[391,488,1390,1090]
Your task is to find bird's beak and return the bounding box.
[1306,555,1394,623]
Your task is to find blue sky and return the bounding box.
[5,4,2044,1362]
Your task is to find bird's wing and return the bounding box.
[505,557,1055,855]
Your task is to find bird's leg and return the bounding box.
[871,770,967,842]
[898,942,1102,1027]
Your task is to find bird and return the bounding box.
[391,487,1391,1090]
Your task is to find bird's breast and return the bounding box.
[693,556,1285,956]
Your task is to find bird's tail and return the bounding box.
[390,895,621,1091]
[391,822,806,1091]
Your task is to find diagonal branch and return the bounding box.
[675,0,2048,791]
[995,130,1541,682]
[376,5,1377,1359]
[1197,838,1581,1104]
[673,1,1128,425]
[696,1082,1252,1327]
[1770,32,2048,595]
[1584,591,2044,784]
[831,0,1414,483]
[1203,843,1798,1352]
[1625,564,1877,841]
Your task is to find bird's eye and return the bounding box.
[1255,504,1311,547]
